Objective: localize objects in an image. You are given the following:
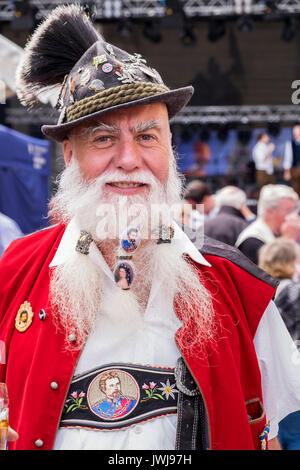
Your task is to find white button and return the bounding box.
[134,426,142,434]
[35,439,43,447]
[68,334,76,342]
[50,382,58,390]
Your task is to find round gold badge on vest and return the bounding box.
[15,301,34,332]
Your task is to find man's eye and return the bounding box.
[139,134,154,141]
[91,135,114,146]
[95,135,111,142]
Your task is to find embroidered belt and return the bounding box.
[60,363,178,431]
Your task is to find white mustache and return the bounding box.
[94,170,158,188]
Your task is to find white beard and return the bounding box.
[50,156,183,241]
[49,157,215,351]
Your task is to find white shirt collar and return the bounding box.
[49,218,211,270]
[172,221,211,267]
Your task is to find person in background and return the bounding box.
[236,184,300,264]
[183,180,216,230]
[172,201,194,229]
[283,124,300,197]
[184,141,211,178]
[258,238,300,450]
[226,140,252,187]
[252,133,275,191]
[204,186,254,246]
[0,212,23,257]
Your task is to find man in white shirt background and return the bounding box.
[252,132,275,191]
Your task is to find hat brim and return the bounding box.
[41,86,194,142]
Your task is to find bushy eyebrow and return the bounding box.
[80,119,162,139]
[83,123,119,138]
[131,119,162,134]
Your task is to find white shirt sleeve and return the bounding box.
[254,300,300,440]
[282,141,293,170]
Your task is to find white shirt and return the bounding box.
[52,219,300,449]
[235,217,275,248]
[283,141,293,170]
[252,141,274,174]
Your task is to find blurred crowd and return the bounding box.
[176,125,300,449]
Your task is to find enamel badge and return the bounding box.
[120,227,140,255]
[15,301,34,332]
[80,68,91,86]
[113,261,135,290]
[106,43,116,57]
[102,63,113,73]
[92,55,107,69]
[89,79,105,92]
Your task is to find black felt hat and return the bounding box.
[16,5,193,142]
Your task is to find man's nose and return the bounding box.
[114,139,143,172]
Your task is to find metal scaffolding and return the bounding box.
[171,105,300,125]
[182,0,300,17]
[4,104,300,126]
[2,0,300,21]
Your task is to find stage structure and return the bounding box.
[171,105,300,125]
[4,104,300,127]
[1,1,300,21]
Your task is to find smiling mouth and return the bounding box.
[107,182,146,188]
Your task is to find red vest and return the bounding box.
[0,223,276,450]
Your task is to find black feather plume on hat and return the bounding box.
[16,4,102,108]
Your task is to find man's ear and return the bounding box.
[62,138,73,167]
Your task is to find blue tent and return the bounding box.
[0,125,51,235]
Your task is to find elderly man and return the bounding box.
[236,184,300,264]
[204,186,255,246]
[1,6,300,451]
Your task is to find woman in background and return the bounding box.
[259,238,300,450]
